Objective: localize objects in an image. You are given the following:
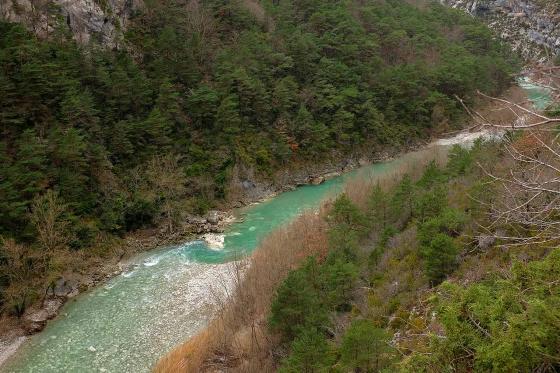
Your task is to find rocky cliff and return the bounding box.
[442,0,560,61]
[0,0,142,48]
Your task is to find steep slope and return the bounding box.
[0,0,142,47]
[0,0,517,355]
[442,0,560,61]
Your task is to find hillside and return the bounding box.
[443,0,560,62]
[158,132,560,372]
[0,0,517,322]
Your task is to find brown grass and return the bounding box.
[155,210,329,372]
[154,147,448,373]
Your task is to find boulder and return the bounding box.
[43,298,63,319]
[187,216,207,225]
[206,210,220,225]
[53,278,79,298]
[22,306,52,334]
[310,176,325,185]
[241,180,256,190]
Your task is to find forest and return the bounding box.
[0,0,516,321]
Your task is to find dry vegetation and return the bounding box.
[155,149,447,373]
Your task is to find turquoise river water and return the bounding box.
[2,81,552,373]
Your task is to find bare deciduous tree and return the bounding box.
[143,154,187,232]
[30,190,70,252]
[478,131,560,247]
[458,67,560,247]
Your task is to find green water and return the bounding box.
[518,76,553,110]
[2,150,419,373]
[3,81,552,373]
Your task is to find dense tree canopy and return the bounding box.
[0,0,516,314]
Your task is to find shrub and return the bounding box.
[279,328,334,373]
[340,319,394,372]
[405,248,560,372]
[421,233,458,285]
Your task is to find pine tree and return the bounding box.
[340,320,394,372]
[279,328,333,373]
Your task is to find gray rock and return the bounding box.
[43,298,63,318]
[22,298,62,334]
[441,0,560,61]
[309,176,325,185]
[187,216,207,225]
[0,0,143,48]
[241,180,256,190]
[24,309,49,324]
[206,211,220,225]
[53,278,78,298]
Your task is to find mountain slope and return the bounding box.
[0,0,516,325]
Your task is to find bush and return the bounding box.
[124,197,157,231]
[340,319,394,372]
[421,233,458,284]
[279,328,334,373]
[405,248,560,372]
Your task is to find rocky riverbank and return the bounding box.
[1,76,538,369]
[0,143,407,368]
[0,208,235,368]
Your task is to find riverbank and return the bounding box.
[156,75,554,372]
[155,144,452,372]
[0,150,398,369]
[0,78,539,370]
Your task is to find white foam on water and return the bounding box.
[143,257,160,267]
[121,270,136,278]
[433,129,503,147]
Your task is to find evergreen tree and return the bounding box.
[340,320,394,372]
[269,257,328,340]
[279,328,333,373]
[421,233,458,284]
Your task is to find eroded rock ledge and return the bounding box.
[442,0,560,61]
[0,0,143,48]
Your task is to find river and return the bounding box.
[1,81,552,373]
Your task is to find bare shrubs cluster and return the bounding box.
[479,131,560,248]
[156,210,329,372]
[155,149,446,372]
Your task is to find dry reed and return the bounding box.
[154,147,448,373]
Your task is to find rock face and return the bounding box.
[0,0,143,48]
[441,0,560,61]
[51,278,80,298]
[22,298,63,334]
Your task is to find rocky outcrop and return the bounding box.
[22,298,63,334]
[0,0,143,48]
[48,278,80,298]
[185,211,232,234]
[442,0,560,61]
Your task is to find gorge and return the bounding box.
[1,0,559,371]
